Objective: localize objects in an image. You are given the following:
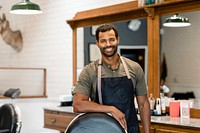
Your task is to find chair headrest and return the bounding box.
[65,112,125,133]
[0,103,22,131]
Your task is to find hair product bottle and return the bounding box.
[149,93,155,111]
[156,98,161,115]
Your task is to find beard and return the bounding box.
[100,45,118,57]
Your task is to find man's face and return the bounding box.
[96,29,119,57]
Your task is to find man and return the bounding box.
[73,24,150,133]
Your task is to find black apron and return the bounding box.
[95,57,140,133]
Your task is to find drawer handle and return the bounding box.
[51,118,56,123]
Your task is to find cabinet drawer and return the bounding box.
[44,111,78,130]
[139,125,155,133]
[156,129,183,133]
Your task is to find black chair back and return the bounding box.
[0,104,22,133]
[65,112,126,133]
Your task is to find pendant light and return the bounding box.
[10,0,42,15]
[163,14,191,27]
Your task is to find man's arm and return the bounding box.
[73,93,127,130]
[136,95,151,133]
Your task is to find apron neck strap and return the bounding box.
[120,56,131,79]
[98,58,103,104]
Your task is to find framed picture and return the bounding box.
[91,25,100,36]
[118,45,148,82]
[89,43,101,62]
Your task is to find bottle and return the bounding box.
[156,98,161,115]
[146,0,155,5]
[149,93,155,111]
[160,93,166,115]
[146,0,150,5]
[138,0,145,7]
[155,0,164,4]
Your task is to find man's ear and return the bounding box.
[117,37,120,44]
[96,40,100,48]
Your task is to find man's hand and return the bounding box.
[73,93,127,130]
[110,106,127,130]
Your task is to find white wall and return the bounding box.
[0,0,133,132]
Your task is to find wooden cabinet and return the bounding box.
[44,109,78,133]
[139,122,200,133]
[139,125,155,133]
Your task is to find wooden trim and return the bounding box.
[0,95,47,99]
[43,68,47,96]
[147,14,160,98]
[67,1,147,28]
[155,0,200,16]
[140,121,200,133]
[73,1,138,20]
[0,67,47,98]
[67,0,200,28]
[72,29,77,86]
[0,67,45,70]
[190,108,200,119]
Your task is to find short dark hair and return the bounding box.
[95,24,118,41]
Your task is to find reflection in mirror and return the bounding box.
[76,19,148,82]
[161,11,200,109]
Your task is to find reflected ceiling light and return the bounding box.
[10,0,42,15]
[128,19,141,31]
[163,14,191,27]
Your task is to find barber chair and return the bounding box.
[65,112,126,133]
[0,89,22,133]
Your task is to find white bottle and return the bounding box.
[138,0,145,7]
[156,98,161,115]
[149,93,155,111]
[160,93,166,115]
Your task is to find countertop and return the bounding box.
[44,106,74,113]
[44,106,200,129]
[150,115,200,128]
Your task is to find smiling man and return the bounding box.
[73,24,150,133]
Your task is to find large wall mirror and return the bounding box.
[67,0,200,117]
[161,11,200,109]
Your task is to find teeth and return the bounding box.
[105,47,112,51]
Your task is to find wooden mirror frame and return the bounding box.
[67,0,200,118]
